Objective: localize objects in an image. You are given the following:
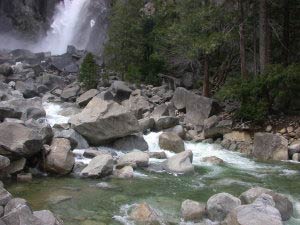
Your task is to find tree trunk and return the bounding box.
[202,55,209,97]
[239,0,247,79]
[259,0,270,73]
[283,0,290,66]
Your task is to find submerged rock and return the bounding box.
[69,97,140,145]
[159,132,185,153]
[163,150,194,174]
[129,202,161,224]
[202,156,224,165]
[113,166,134,179]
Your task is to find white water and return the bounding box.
[34,0,90,54]
[43,102,70,126]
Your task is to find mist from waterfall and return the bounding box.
[34,0,90,54]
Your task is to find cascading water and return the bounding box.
[34,0,90,54]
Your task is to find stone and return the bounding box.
[81,154,114,178]
[288,140,300,157]
[83,149,107,158]
[0,188,12,206]
[148,152,167,159]
[207,192,241,221]
[61,83,80,102]
[159,132,185,153]
[110,81,132,102]
[223,131,252,142]
[266,125,272,132]
[54,129,89,149]
[17,173,32,182]
[139,118,155,133]
[0,122,48,158]
[0,63,13,76]
[117,150,149,168]
[287,126,294,133]
[44,138,75,175]
[15,80,38,98]
[239,187,293,221]
[202,156,224,165]
[292,153,300,161]
[224,194,283,225]
[3,158,26,175]
[253,133,288,161]
[76,89,99,107]
[40,73,64,90]
[164,125,185,139]
[203,119,233,139]
[122,93,152,119]
[154,116,179,131]
[113,166,134,179]
[97,91,114,101]
[69,97,140,145]
[4,198,28,215]
[33,210,63,225]
[129,202,161,224]
[163,150,194,174]
[0,97,45,121]
[48,195,72,205]
[112,135,148,151]
[181,199,206,222]
[0,156,10,170]
[151,104,169,118]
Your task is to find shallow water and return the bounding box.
[6,103,300,225]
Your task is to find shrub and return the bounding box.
[216,64,300,122]
[79,53,98,90]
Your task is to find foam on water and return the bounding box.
[73,149,91,165]
[43,102,70,126]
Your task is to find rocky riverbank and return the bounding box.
[0,47,299,224]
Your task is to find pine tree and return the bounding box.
[79,53,98,90]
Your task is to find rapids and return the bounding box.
[6,102,300,225]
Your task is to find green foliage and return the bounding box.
[217,64,300,122]
[79,53,98,90]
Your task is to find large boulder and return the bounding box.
[163,150,194,174]
[0,188,12,206]
[172,87,220,127]
[80,154,114,178]
[110,81,132,102]
[43,138,75,175]
[54,129,89,149]
[69,97,140,145]
[181,199,206,222]
[112,135,148,151]
[60,83,81,102]
[0,156,10,170]
[224,194,283,225]
[0,97,45,121]
[253,133,288,161]
[0,122,50,159]
[117,150,149,168]
[159,132,185,153]
[239,187,293,221]
[15,80,38,98]
[203,116,232,139]
[39,73,64,90]
[76,89,99,107]
[154,116,179,131]
[33,210,63,225]
[207,192,241,221]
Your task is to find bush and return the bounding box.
[79,53,98,90]
[216,64,300,122]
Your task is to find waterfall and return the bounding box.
[34,0,91,55]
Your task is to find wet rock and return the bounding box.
[181,199,206,222]
[163,150,194,174]
[61,83,81,102]
[113,166,134,179]
[70,97,139,145]
[202,156,224,165]
[207,192,241,221]
[0,156,10,170]
[224,194,282,225]
[0,122,47,158]
[44,138,75,175]
[253,133,288,161]
[139,118,155,133]
[154,116,179,131]
[159,132,185,153]
[112,135,148,151]
[129,202,161,224]
[76,89,99,107]
[33,210,63,225]
[81,154,114,178]
[54,129,89,149]
[117,150,149,168]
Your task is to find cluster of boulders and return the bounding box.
[0,183,62,225]
[127,187,293,225]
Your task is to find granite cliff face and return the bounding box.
[0,0,60,39]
